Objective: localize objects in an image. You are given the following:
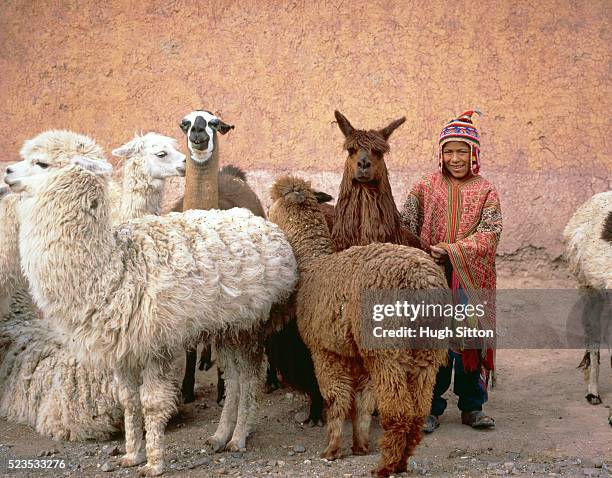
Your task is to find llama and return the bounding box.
[332,110,422,252]
[174,110,266,404]
[0,130,191,441]
[0,288,124,441]
[266,111,425,425]
[0,192,23,319]
[1,130,107,318]
[112,132,186,224]
[268,176,447,477]
[5,153,297,476]
[263,191,336,427]
[563,190,611,407]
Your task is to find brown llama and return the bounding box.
[331,110,422,252]
[268,176,447,477]
[274,111,424,424]
[175,110,265,407]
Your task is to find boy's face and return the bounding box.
[442,141,471,179]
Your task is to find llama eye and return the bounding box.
[37,162,50,169]
[348,148,357,156]
[156,152,167,158]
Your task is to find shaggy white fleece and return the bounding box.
[9,155,297,476]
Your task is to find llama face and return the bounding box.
[4,155,55,194]
[113,133,186,179]
[345,143,387,183]
[334,110,405,184]
[179,110,234,164]
[4,154,111,195]
[6,130,107,194]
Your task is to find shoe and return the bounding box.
[422,414,440,433]
[461,410,495,429]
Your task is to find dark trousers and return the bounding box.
[430,350,488,416]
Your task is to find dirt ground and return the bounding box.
[0,255,610,478]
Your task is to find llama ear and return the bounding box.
[334,110,354,137]
[216,120,235,135]
[314,191,333,204]
[179,119,191,134]
[71,156,113,176]
[379,117,406,140]
[112,137,143,158]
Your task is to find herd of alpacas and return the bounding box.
[0,109,610,477]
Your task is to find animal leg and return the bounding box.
[114,367,146,468]
[181,348,197,403]
[226,333,266,451]
[367,356,437,478]
[351,375,375,456]
[199,339,214,371]
[402,367,438,461]
[138,360,178,477]
[207,343,239,451]
[586,349,601,405]
[216,367,225,404]
[312,351,353,461]
[307,388,325,427]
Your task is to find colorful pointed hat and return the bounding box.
[438,109,482,175]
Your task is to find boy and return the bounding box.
[401,110,502,432]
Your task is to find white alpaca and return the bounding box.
[0,130,187,441]
[0,190,23,319]
[2,131,108,317]
[0,288,123,440]
[563,190,612,407]
[5,154,297,476]
[112,132,186,224]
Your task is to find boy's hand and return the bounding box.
[430,245,448,263]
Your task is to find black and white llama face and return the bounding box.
[179,110,234,164]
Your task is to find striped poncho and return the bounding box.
[401,170,502,373]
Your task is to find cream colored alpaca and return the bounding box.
[0,191,23,319]
[563,190,612,406]
[0,289,123,440]
[112,132,186,224]
[0,131,187,441]
[1,130,107,316]
[6,155,297,476]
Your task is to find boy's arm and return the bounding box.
[400,182,426,238]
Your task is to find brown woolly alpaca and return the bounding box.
[268,176,447,478]
[331,110,422,252]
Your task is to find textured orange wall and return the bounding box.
[0,0,610,256]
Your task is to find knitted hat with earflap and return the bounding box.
[438,109,482,175]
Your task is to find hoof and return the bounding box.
[586,393,602,405]
[138,462,164,477]
[371,465,393,477]
[304,417,325,427]
[120,452,146,468]
[265,383,280,394]
[225,439,246,452]
[321,446,342,461]
[352,444,369,456]
[205,436,227,453]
